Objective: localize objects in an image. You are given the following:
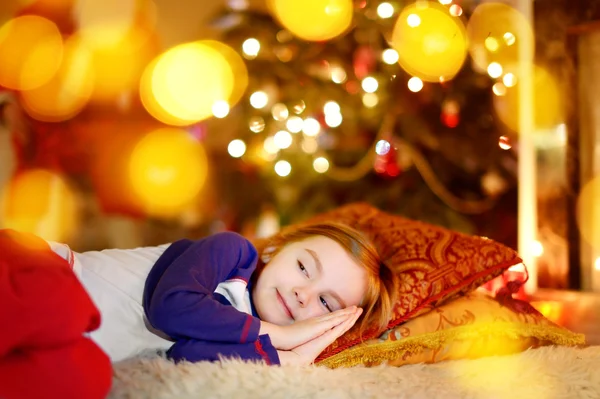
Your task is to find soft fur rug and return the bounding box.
[110,346,600,399]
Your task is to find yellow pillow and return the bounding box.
[319,292,585,368]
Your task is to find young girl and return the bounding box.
[0,222,395,396]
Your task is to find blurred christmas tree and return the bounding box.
[207,0,524,246]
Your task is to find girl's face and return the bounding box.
[252,236,368,325]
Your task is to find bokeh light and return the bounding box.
[313,157,330,173]
[498,135,512,150]
[250,91,269,109]
[492,82,507,96]
[408,76,424,92]
[376,139,391,155]
[242,38,260,57]
[0,169,79,242]
[325,112,343,128]
[128,128,208,216]
[20,35,95,122]
[272,103,289,121]
[248,116,265,133]
[228,139,247,158]
[141,41,235,125]
[274,160,292,177]
[487,62,503,78]
[382,48,399,65]
[362,77,379,93]
[91,25,158,102]
[467,2,533,74]
[0,15,63,90]
[274,130,293,149]
[577,176,600,251]
[270,0,353,41]
[302,118,321,137]
[392,1,468,82]
[493,65,563,132]
[286,116,303,133]
[212,100,230,118]
[73,0,157,49]
[377,2,395,19]
[362,93,379,107]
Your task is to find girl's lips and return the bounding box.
[276,290,293,320]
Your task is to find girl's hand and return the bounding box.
[261,306,360,350]
[277,308,362,366]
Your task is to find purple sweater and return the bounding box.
[143,232,280,365]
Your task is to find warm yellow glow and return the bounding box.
[313,157,330,173]
[595,257,600,271]
[74,0,155,49]
[274,160,292,177]
[361,77,378,93]
[128,128,208,216]
[302,118,321,137]
[449,4,462,16]
[212,100,230,118]
[485,36,499,52]
[271,0,353,41]
[249,116,265,133]
[377,2,395,19]
[492,82,507,96]
[487,62,503,78]
[493,65,563,132]
[0,15,63,90]
[467,4,532,74]
[272,103,289,121]
[324,101,341,115]
[503,72,517,87]
[20,35,94,122]
[438,0,452,4]
[382,48,399,64]
[331,66,347,83]
[498,136,512,150]
[228,139,246,158]
[0,169,79,242]
[406,14,421,28]
[325,112,343,128]
[263,136,280,154]
[577,176,600,252]
[274,130,293,149]
[393,2,468,82]
[302,137,319,154]
[531,240,544,257]
[504,32,516,46]
[408,76,424,92]
[204,40,249,107]
[362,93,379,108]
[242,38,260,57]
[141,40,245,125]
[250,91,269,109]
[93,25,158,102]
[286,116,303,133]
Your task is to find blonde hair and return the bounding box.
[252,222,397,337]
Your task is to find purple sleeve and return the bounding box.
[168,334,280,365]
[144,232,261,344]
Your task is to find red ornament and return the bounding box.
[374,144,401,178]
[441,112,460,128]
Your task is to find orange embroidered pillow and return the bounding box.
[319,291,585,368]
[259,202,523,361]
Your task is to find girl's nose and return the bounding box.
[294,286,309,307]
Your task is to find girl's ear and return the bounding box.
[261,245,277,263]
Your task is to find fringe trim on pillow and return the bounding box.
[318,322,586,369]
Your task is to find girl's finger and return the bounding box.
[317,306,357,321]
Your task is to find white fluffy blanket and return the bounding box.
[110,346,600,399]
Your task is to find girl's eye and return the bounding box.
[320,296,332,312]
[298,261,308,276]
